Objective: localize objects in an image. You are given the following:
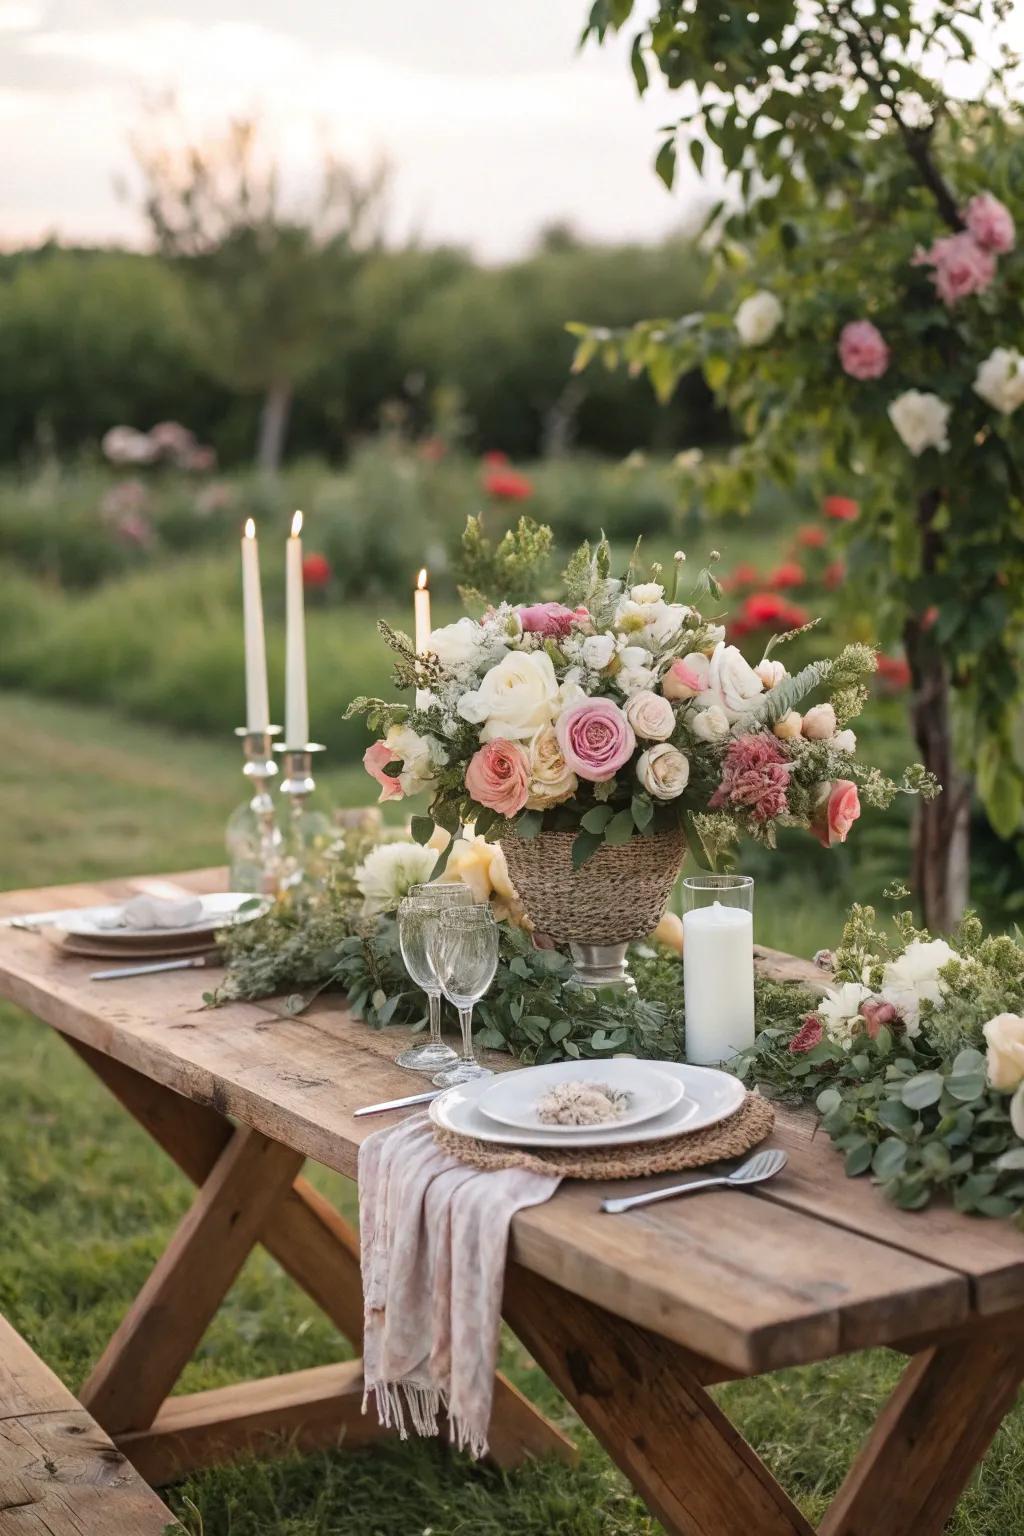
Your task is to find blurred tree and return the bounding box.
[132,112,387,471]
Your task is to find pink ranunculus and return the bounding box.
[662,657,709,701]
[556,698,636,783]
[708,734,791,822]
[810,779,862,848]
[914,232,996,307]
[838,320,890,381]
[859,998,900,1039]
[965,191,1015,255]
[789,1015,823,1054]
[363,740,403,802]
[465,738,531,816]
[517,602,587,639]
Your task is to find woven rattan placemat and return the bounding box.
[432,1090,774,1179]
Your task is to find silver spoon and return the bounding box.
[601,1148,788,1214]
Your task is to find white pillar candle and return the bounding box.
[241,518,269,732]
[414,567,431,710]
[682,901,755,1065]
[285,510,309,748]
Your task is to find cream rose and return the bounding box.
[984,1013,1024,1091]
[888,390,951,456]
[702,642,764,723]
[636,743,690,800]
[974,347,1024,416]
[629,582,665,605]
[756,658,788,689]
[736,290,783,346]
[773,710,803,741]
[624,689,677,742]
[426,617,485,672]
[802,703,837,741]
[458,650,559,741]
[526,724,578,810]
[689,704,731,743]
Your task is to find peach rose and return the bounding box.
[363,739,403,802]
[465,738,531,817]
[625,689,677,741]
[810,779,861,847]
[773,710,803,741]
[984,1013,1024,1091]
[802,703,837,740]
[662,654,710,701]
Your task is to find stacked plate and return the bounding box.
[429,1057,745,1149]
[45,893,266,962]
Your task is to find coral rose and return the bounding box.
[465,739,531,817]
[517,602,587,638]
[810,779,861,847]
[363,740,403,802]
[556,698,636,783]
[838,320,890,381]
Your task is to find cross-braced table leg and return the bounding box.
[69,1042,575,1484]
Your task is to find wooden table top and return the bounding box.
[2,868,1021,1378]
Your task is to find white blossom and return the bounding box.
[887,390,951,456]
[735,290,783,347]
[973,347,1024,415]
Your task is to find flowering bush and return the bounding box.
[350,517,934,872]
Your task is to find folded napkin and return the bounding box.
[358,1111,561,1459]
[98,895,204,931]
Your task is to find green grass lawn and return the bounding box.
[2,691,1022,1535]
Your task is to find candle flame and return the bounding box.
[244,517,256,539]
[417,567,428,590]
[291,510,303,538]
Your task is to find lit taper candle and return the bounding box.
[285,510,309,748]
[241,518,270,732]
[414,566,431,709]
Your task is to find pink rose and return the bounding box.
[465,738,531,817]
[810,779,861,848]
[859,998,900,1039]
[708,734,791,822]
[838,320,890,381]
[363,740,403,802]
[517,602,588,639]
[662,656,709,701]
[789,1015,823,1054]
[965,191,1015,254]
[556,698,636,783]
[913,232,995,307]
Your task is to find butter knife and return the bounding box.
[354,1090,441,1117]
[90,956,214,981]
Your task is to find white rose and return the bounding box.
[984,1013,1024,1092]
[582,633,616,671]
[426,617,484,672]
[385,723,448,797]
[630,582,665,605]
[819,982,873,1049]
[735,290,783,347]
[880,938,958,1036]
[834,728,857,753]
[617,644,652,669]
[973,347,1024,415]
[701,642,764,723]
[624,689,677,741]
[557,677,586,713]
[689,703,731,743]
[464,650,560,742]
[801,703,837,741]
[646,601,690,648]
[636,743,690,800]
[773,710,803,741]
[755,659,788,689]
[616,665,658,697]
[888,390,951,456]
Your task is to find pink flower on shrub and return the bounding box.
[465,738,531,816]
[789,1015,823,1054]
[517,602,586,638]
[965,191,1015,254]
[709,734,791,822]
[116,510,154,548]
[914,232,995,306]
[556,699,636,783]
[810,779,861,848]
[363,740,403,802]
[797,524,826,549]
[770,561,805,590]
[838,320,890,381]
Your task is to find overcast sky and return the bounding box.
[1,0,715,258]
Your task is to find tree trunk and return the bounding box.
[256,382,293,474]
[903,490,971,932]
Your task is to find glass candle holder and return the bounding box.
[681,875,755,1066]
[275,743,332,900]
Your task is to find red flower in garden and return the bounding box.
[483,467,534,501]
[797,525,827,549]
[728,561,761,590]
[921,604,939,631]
[789,1015,824,1054]
[877,653,912,690]
[824,559,846,590]
[302,553,332,589]
[481,450,509,466]
[770,561,805,590]
[742,592,788,626]
[823,495,860,521]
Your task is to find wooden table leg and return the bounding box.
[503,1263,814,1536]
[820,1331,1024,1536]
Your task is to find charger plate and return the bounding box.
[477,1059,686,1135]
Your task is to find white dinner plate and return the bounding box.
[430,1061,745,1150]
[60,893,266,942]
[477,1059,685,1134]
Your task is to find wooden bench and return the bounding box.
[0,1314,179,1534]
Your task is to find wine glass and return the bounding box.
[428,904,499,1088]
[395,884,472,1071]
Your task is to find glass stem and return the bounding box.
[428,989,443,1047]
[458,1006,476,1064]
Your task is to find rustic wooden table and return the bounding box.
[2,867,1023,1536]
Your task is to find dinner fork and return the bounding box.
[600,1148,788,1214]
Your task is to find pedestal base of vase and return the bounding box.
[569,942,637,993]
[432,1060,494,1088]
[396,1039,459,1072]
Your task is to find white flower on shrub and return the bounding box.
[887,390,951,456]
[973,347,1024,415]
[735,290,783,347]
[880,938,958,1035]
[819,982,873,1049]
[355,841,438,917]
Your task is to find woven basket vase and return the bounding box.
[500,825,686,946]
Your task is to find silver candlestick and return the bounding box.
[276,743,331,897]
[226,726,282,895]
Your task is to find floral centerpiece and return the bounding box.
[348,518,934,983]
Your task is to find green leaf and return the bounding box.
[876,1099,916,1134]
[900,1072,944,1111]
[581,805,615,834]
[630,32,648,94]
[605,808,637,845]
[945,1067,987,1103]
[872,1138,909,1178]
[844,1140,873,1177]
[816,1087,842,1115]
[549,1018,572,1044]
[994,1148,1024,1172]
[571,830,604,869]
[654,137,676,189]
[689,137,705,175]
[631,794,654,830]
[515,810,544,840]
[410,815,434,846]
